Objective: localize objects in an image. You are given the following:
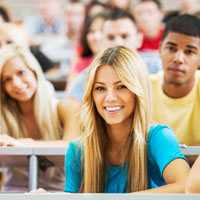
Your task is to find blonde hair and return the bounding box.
[0,22,29,49]
[79,46,152,192]
[0,44,60,140]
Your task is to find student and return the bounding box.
[67,8,162,101]
[185,156,200,193]
[64,46,190,193]
[0,44,80,191]
[133,0,164,51]
[150,14,200,147]
[67,13,106,90]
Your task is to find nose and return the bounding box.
[12,76,23,89]
[174,51,184,64]
[105,89,117,102]
[113,36,124,47]
[94,31,102,41]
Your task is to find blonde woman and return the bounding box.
[0,44,80,191]
[64,46,190,193]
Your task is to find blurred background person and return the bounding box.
[164,0,200,23]
[0,44,81,192]
[133,0,164,52]
[86,0,109,17]
[23,0,64,47]
[40,0,86,77]
[66,12,106,90]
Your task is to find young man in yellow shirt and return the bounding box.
[151,14,200,147]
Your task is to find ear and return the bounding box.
[136,31,144,49]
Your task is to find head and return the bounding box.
[0,44,60,139]
[80,46,151,192]
[0,45,45,104]
[64,0,85,33]
[86,0,109,17]
[0,23,29,49]
[160,14,200,90]
[37,0,63,23]
[178,0,200,14]
[103,8,142,50]
[81,13,106,57]
[133,0,163,36]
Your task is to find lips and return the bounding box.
[167,67,185,75]
[15,87,27,95]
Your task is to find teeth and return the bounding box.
[16,88,26,94]
[106,106,122,111]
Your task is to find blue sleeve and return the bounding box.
[64,140,82,192]
[148,125,188,176]
[67,68,89,101]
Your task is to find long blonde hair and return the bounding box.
[0,44,60,140]
[79,46,152,192]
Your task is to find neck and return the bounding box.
[106,122,132,151]
[143,25,161,39]
[163,78,194,98]
[18,98,34,116]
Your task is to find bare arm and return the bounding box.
[185,156,200,193]
[135,158,190,193]
[57,97,82,141]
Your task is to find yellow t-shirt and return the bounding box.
[150,71,200,145]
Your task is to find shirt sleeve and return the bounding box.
[148,125,188,177]
[64,140,82,192]
[67,68,89,101]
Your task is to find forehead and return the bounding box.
[134,1,159,12]
[89,17,104,29]
[2,56,28,76]
[103,18,137,35]
[95,65,119,81]
[161,32,200,48]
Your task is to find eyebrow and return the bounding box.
[94,81,122,85]
[166,42,198,50]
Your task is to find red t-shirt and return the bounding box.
[138,26,164,51]
[71,57,92,74]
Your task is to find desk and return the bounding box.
[0,193,200,200]
[0,146,200,192]
[180,146,200,155]
[0,147,67,191]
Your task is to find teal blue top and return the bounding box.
[64,125,187,193]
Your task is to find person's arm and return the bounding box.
[185,156,200,193]
[135,158,190,193]
[134,125,190,193]
[58,97,82,141]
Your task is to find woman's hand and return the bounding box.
[28,188,47,194]
[0,134,21,146]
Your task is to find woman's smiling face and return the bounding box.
[92,65,135,127]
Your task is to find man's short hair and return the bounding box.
[105,7,136,24]
[135,0,162,9]
[162,14,200,41]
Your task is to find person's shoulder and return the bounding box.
[148,124,174,141]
